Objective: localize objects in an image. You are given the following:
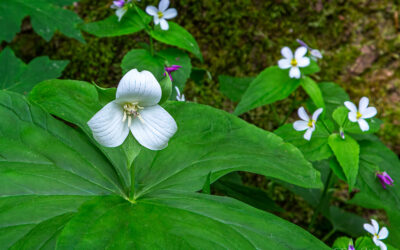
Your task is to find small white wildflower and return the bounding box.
[278,46,310,79]
[146,0,177,30]
[175,86,185,101]
[363,219,388,250]
[293,107,323,141]
[344,97,377,132]
[111,0,134,21]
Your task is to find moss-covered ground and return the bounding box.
[5,0,400,243]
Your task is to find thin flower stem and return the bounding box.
[308,169,334,231]
[322,228,336,242]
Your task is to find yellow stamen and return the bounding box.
[122,102,143,126]
[375,233,379,239]
[308,120,315,128]
[291,59,298,67]
[356,111,362,120]
[157,11,163,18]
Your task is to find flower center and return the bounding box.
[122,102,143,127]
[356,111,362,119]
[157,11,164,18]
[290,59,298,67]
[308,120,315,128]
[375,233,379,239]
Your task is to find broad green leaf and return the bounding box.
[0,47,68,94]
[0,0,84,42]
[355,237,380,250]
[332,237,353,249]
[301,59,320,75]
[202,172,211,194]
[157,48,192,92]
[274,121,333,162]
[307,82,349,117]
[29,80,131,189]
[300,77,324,110]
[328,134,360,190]
[159,74,172,104]
[82,8,151,37]
[234,66,301,115]
[218,75,255,102]
[149,22,203,61]
[121,49,165,80]
[329,157,346,181]
[332,106,382,134]
[57,192,328,249]
[328,206,366,237]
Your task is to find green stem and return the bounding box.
[149,36,154,56]
[129,164,136,202]
[280,92,298,126]
[322,228,336,242]
[308,169,333,231]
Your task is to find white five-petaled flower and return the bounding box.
[278,46,310,79]
[363,219,389,250]
[175,86,185,101]
[146,0,177,30]
[344,97,377,132]
[293,107,323,141]
[88,69,177,151]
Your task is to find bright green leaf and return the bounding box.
[0,47,68,94]
[301,59,320,75]
[300,77,325,110]
[159,74,172,104]
[332,106,381,134]
[307,82,349,117]
[234,66,301,115]
[332,236,353,249]
[121,49,165,80]
[328,134,360,190]
[219,75,255,102]
[0,0,84,42]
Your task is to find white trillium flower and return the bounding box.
[146,0,177,30]
[175,86,185,101]
[293,107,323,141]
[278,46,310,79]
[88,69,177,151]
[344,97,377,132]
[363,219,389,250]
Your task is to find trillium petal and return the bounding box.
[348,111,357,122]
[116,69,162,106]
[131,105,177,150]
[159,19,169,30]
[295,46,307,59]
[312,108,323,121]
[87,101,129,147]
[358,119,369,131]
[298,107,309,121]
[303,127,314,141]
[371,219,380,233]
[163,8,177,19]
[289,67,301,79]
[146,6,158,16]
[378,227,389,240]
[293,121,309,131]
[158,0,169,12]
[281,47,293,59]
[362,107,377,119]
[363,223,376,235]
[296,57,310,67]
[359,96,369,113]
[377,241,387,250]
[344,101,358,113]
[278,59,291,69]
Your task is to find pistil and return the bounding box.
[122,102,143,127]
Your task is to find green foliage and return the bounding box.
[159,74,172,104]
[300,77,324,110]
[0,0,84,42]
[0,47,68,94]
[328,134,360,191]
[333,106,382,134]
[82,8,151,37]
[218,75,254,102]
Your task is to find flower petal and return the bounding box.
[312,108,323,121]
[289,67,301,79]
[363,223,376,235]
[311,49,322,59]
[159,19,169,30]
[358,119,369,131]
[359,96,369,113]
[131,105,177,150]
[362,107,377,119]
[344,101,357,113]
[295,46,307,59]
[371,219,380,233]
[293,121,309,131]
[296,57,310,67]
[154,16,160,25]
[303,127,314,141]
[377,240,387,250]
[145,6,158,16]
[158,0,169,12]
[297,107,309,121]
[116,69,162,106]
[163,8,177,19]
[116,8,127,21]
[278,59,291,69]
[348,111,357,122]
[87,101,129,147]
[281,47,293,59]
[378,227,389,240]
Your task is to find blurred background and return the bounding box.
[2,0,399,241]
